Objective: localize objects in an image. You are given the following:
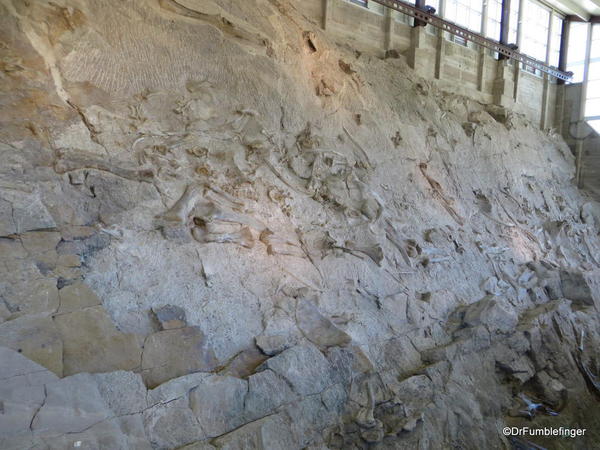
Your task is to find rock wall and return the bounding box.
[1,1,600,449]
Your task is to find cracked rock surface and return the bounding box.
[1,0,600,448]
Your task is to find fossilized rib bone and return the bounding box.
[192,225,254,248]
[161,184,266,231]
[160,184,267,249]
[260,230,305,257]
[418,163,464,226]
[54,149,154,182]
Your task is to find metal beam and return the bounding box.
[551,0,590,21]
[371,0,573,80]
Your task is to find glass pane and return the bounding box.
[566,22,588,83]
[588,63,600,81]
[585,98,600,117]
[591,24,600,58]
[587,119,600,133]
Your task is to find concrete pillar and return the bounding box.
[493,60,515,107]
[435,32,445,80]
[384,7,394,52]
[540,12,554,129]
[557,17,570,85]
[575,22,593,189]
[477,0,489,91]
[512,0,525,101]
[477,48,486,92]
[435,0,446,79]
[407,26,428,74]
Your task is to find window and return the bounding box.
[566,22,589,83]
[445,0,484,32]
[549,15,563,68]
[585,25,600,123]
[520,0,550,62]
[486,0,503,41]
[348,0,368,7]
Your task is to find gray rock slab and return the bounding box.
[259,344,334,396]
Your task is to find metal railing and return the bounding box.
[371,0,573,81]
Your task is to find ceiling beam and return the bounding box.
[552,0,591,20]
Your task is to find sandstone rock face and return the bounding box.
[1,0,600,448]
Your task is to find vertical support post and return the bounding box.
[477,0,490,91]
[384,7,394,53]
[498,0,511,59]
[540,11,554,129]
[557,17,570,85]
[554,18,570,130]
[414,0,426,27]
[575,22,593,189]
[434,0,446,79]
[513,0,525,101]
[481,0,489,36]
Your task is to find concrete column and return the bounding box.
[477,48,486,91]
[575,23,593,189]
[434,0,445,80]
[477,0,489,91]
[407,26,429,76]
[493,60,515,107]
[481,0,489,36]
[384,7,394,52]
[540,11,554,129]
[557,17,570,85]
[512,0,525,101]
[435,32,445,79]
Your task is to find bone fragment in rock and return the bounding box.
[260,230,304,257]
[54,149,154,182]
[343,240,384,266]
[418,163,464,226]
[475,241,510,255]
[160,184,266,235]
[262,157,311,195]
[342,126,373,169]
[192,225,254,248]
[354,380,384,443]
[384,220,412,267]
[192,201,267,233]
[160,184,203,223]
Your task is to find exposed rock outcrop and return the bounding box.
[1,0,599,449]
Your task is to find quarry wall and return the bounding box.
[296,0,560,129]
[1,1,600,449]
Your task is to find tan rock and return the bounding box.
[56,253,81,268]
[141,326,218,388]
[57,282,101,314]
[54,306,142,375]
[0,315,63,376]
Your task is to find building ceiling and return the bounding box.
[546,0,600,20]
